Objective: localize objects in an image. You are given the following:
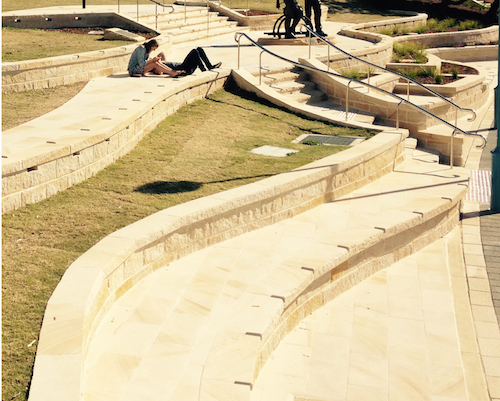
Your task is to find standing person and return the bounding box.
[277,0,303,39]
[304,0,327,37]
[128,39,184,77]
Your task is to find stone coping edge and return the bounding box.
[28,127,408,401]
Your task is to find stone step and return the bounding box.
[169,23,244,44]
[268,79,317,95]
[145,12,230,30]
[286,88,327,103]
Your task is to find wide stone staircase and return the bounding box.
[138,5,246,44]
[234,67,378,128]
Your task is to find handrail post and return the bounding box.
[207,0,210,35]
[346,80,351,121]
[137,0,139,21]
[236,33,241,69]
[450,129,456,168]
[259,50,264,85]
[327,45,330,72]
[397,100,404,129]
[155,3,158,30]
[184,0,187,22]
[367,66,370,93]
[407,78,410,101]
[118,0,120,13]
[308,34,312,59]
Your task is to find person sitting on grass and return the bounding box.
[128,40,222,78]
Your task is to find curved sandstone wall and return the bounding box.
[28,128,408,401]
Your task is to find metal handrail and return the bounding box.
[234,32,486,167]
[303,24,477,125]
[148,0,174,30]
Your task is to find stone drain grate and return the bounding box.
[300,134,362,146]
[466,169,492,203]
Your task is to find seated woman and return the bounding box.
[128,39,184,77]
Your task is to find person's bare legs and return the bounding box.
[143,59,184,77]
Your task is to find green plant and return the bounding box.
[400,27,410,35]
[340,67,375,80]
[415,23,428,34]
[451,66,459,80]
[379,27,394,36]
[435,74,444,84]
[427,18,440,31]
[393,42,428,64]
[458,19,483,31]
[439,18,456,30]
[400,68,420,80]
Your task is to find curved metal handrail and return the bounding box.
[147,0,174,30]
[149,0,174,12]
[302,24,477,125]
[233,32,486,163]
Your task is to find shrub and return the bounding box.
[451,66,459,79]
[415,23,427,34]
[393,42,428,64]
[435,74,443,84]
[458,20,483,31]
[427,18,439,31]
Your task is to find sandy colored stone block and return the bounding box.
[37,302,85,355]
[29,354,81,401]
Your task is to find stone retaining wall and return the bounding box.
[2,35,170,94]
[28,128,408,401]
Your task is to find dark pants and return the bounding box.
[172,47,214,75]
[284,0,303,38]
[305,0,322,32]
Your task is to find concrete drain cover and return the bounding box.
[296,134,364,146]
[250,145,299,157]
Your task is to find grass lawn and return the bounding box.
[2,82,87,130]
[2,86,377,401]
[2,27,133,62]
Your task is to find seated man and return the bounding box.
[156,47,222,76]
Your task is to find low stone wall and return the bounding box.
[428,45,498,62]
[393,25,499,48]
[207,2,327,31]
[301,56,489,165]
[28,128,408,401]
[350,12,428,33]
[2,35,170,93]
[2,70,229,214]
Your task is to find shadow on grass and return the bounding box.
[135,174,275,194]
